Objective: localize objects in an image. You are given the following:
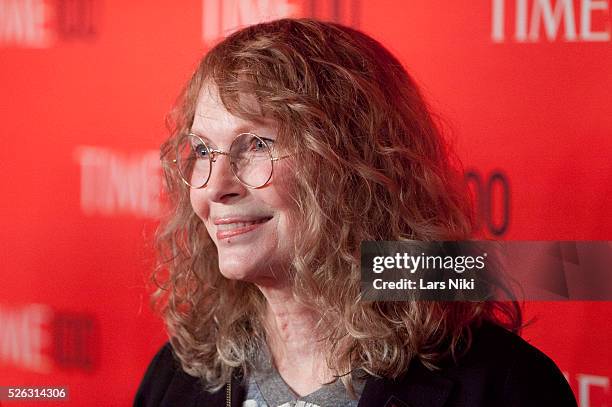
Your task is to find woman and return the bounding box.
[135,18,576,407]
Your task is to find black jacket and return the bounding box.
[134,322,577,406]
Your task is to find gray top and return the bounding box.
[242,345,366,407]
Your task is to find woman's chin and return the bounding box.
[218,267,253,282]
[217,261,266,284]
[218,264,289,287]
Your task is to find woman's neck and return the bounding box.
[257,282,335,396]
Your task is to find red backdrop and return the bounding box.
[1,1,610,406]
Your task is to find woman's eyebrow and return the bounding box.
[234,122,277,135]
[190,123,277,140]
[189,130,213,144]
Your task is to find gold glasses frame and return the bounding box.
[173,132,291,189]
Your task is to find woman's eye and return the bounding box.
[194,144,209,158]
[250,138,274,151]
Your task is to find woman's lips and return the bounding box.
[215,217,271,239]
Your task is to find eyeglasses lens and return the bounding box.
[230,133,273,188]
[177,134,210,188]
[176,133,273,188]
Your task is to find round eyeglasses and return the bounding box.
[174,132,291,189]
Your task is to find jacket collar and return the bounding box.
[357,360,454,407]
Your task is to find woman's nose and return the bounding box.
[203,154,245,203]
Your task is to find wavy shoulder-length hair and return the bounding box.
[153,18,521,393]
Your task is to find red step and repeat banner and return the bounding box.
[0,0,610,405]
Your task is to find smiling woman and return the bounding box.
[187,83,296,283]
[134,18,577,407]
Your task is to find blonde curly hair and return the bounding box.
[153,18,521,394]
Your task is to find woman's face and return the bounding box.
[189,84,296,286]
